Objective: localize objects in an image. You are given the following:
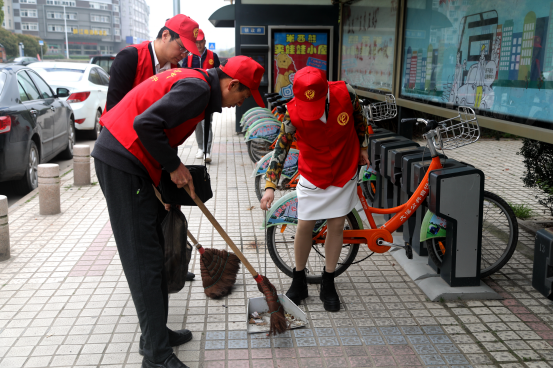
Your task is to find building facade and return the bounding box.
[119,0,149,49]
[3,0,122,57]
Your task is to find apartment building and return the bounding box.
[4,0,122,57]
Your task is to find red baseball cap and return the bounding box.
[165,14,201,56]
[196,29,205,41]
[221,56,266,107]
[293,67,328,120]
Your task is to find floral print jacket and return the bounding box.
[264,83,369,190]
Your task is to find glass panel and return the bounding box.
[17,72,41,101]
[18,82,30,102]
[341,0,398,92]
[27,71,54,99]
[400,0,553,130]
[88,68,102,85]
[97,68,110,85]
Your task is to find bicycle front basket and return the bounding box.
[368,94,397,122]
[435,106,480,150]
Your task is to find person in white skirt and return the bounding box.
[260,67,370,312]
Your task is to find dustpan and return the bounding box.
[247,294,309,333]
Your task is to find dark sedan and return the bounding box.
[0,64,75,193]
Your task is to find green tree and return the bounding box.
[14,33,47,58]
[0,28,19,58]
[0,0,4,29]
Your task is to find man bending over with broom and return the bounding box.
[260,67,369,312]
[92,56,265,368]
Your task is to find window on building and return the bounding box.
[69,44,81,54]
[9,20,11,27]
[113,5,119,12]
[114,16,120,24]
[22,22,39,31]
[7,5,10,13]
[46,0,75,6]
[114,28,119,36]
[89,2,108,10]
[91,14,110,23]
[21,9,38,17]
[20,0,37,3]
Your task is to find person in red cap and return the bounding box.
[183,28,221,163]
[260,66,370,312]
[105,15,200,283]
[92,56,264,368]
[106,14,201,114]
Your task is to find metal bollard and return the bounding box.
[0,195,9,261]
[73,145,91,186]
[38,164,60,215]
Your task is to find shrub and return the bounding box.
[518,138,553,217]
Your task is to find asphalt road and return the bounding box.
[2,135,97,208]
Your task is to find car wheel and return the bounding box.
[16,141,40,195]
[86,109,102,140]
[59,119,75,160]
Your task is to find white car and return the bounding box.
[28,62,108,140]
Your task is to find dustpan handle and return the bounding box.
[183,185,260,278]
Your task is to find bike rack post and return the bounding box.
[428,166,485,287]
[532,228,553,299]
[378,139,418,225]
[367,131,395,208]
[0,195,9,261]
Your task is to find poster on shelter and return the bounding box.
[341,0,398,92]
[401,0,553,129]
[273,31,329,98]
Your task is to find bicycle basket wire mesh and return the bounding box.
[368,94,397,122]
[435,106,480,150]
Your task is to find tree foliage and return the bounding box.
[518,139,553,217]
[0,0,4,30]
[0,28,47,58]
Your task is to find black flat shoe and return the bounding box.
[185,272,195,281]
[142,353,188,368]
[139,329,193,356]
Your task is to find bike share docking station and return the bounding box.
[360,120,500,301]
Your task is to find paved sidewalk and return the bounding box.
[1,109,552,368]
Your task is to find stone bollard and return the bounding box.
[0,195,9,261]
[73,145,91,186]
[38,164,60,215]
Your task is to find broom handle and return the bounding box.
[183,185,260,278]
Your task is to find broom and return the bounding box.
[183,185,289,335]
[153,185,241,299]
[186,230,240,299]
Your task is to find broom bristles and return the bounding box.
[256,275,289,335]
[200,248,241,299]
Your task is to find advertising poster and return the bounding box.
[272,31,329,98]
[401,0,553,129]
[341,0,398,92]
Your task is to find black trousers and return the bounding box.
[95,158,172,363]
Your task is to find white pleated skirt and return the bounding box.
[296,173,358,220]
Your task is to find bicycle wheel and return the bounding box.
[247,140,272,163]
[254,175,293,202]
[267,212,360,284]
[428,190,518,278]
[361,180,377,205]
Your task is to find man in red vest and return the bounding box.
[92,56,265,368]
[106,14,201,112]
[185,29,221,163]
[106,15,200,285]
[260,67,370,312]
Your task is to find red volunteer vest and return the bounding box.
[287,81,359,190]
[130,41,179,88]
[100,69,209,185]
[187,49,215,70]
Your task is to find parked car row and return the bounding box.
[0,57,110,194]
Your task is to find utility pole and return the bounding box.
[63,5,70,59]
[173,0,179,16]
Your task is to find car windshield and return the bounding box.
[40,68,85,82]
[0,72,6,95]
[14,57,25,62]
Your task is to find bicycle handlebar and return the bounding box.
[401,118,439,133]
[264,93,279,98]
[360,99,371,106]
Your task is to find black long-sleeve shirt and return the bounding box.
[105,44,157,112]
[92,68,222,178]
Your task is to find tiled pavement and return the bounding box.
[1,109,552,368]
